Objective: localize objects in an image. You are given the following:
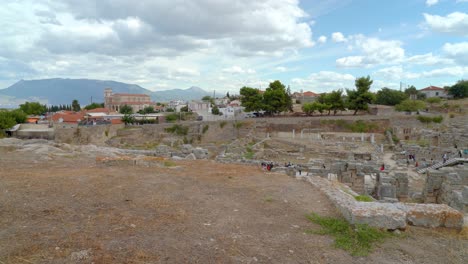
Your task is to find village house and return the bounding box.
[419,86,448,98]
[292,91,319,103]
[104,88,155,113]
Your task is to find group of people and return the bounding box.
[261,162,274,171]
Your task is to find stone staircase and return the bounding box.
[417,158,468,174]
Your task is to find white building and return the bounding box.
[419,86,448,98]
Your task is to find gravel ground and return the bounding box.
[0,141,467,263]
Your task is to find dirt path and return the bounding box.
[0,144,466,263]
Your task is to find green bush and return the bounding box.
[355,195,373,202]
[202,124,209,134]
[165,124,189,136]
[233,121,243,129]
[306,213,391,256]
[219,121,227,128]
[417,115,443,124]
[165,113,179,122]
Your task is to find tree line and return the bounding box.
[239,77,467,116]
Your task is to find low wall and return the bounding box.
[302,175,463,230]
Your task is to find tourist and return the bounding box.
[380,164,385,171]
[459,149,463,158]
[443,153,447,163]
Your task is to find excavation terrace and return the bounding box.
[1,113,467,263]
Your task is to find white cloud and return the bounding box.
[426,0,439,7]
[336,35,405,67]
[331,32,347,42]
[405,53,453,66]
[275,66,287,72]
[421,66,468,78]
[423,12,468,36]
[442,42,468,64]
[292,71,355,92]
[318,35,327,44]
[374,66,420,81]
[222,66,256,74]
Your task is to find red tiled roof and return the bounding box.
[111,119,123,124]
[113,93,150,97]
[85,108,110,113]
[52,112,85,123]
[303,91,318,97]
[420,86,444,91]
[110,102,153,105]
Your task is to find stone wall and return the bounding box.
[303,175,463,230]
[423,166,468,213]
[55,124,124,145]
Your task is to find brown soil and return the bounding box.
[0,146,466,263]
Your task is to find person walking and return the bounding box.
[443,153,448,163]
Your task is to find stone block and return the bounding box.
[181,144,193,154]
[349,203,407,230]
[378,183,396,199]
[185,153,196,160]
[192,147,208,159]
[463,186,468,201]
[404,204,464,229]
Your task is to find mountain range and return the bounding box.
[0,78,215,107]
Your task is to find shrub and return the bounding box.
[219,121,227,128]
[202,124,209,134]
[355,195,373,202]
[165,113,179,122]
[417,115,443,124]
[165,124,189,136]
[233,121,243,129]
[306,213,391,256]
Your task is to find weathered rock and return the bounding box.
[350,203,407,230]
[193,147,208,159]
[70,249,91,261]
[185,153,197,160]
[404,203,464,229]
[181,144,194,154]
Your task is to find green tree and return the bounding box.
[19,102,47,115]
[395,99,426,112]
[426,97,442,106]
[302,102,315,116]
[211,105,220,115]
[263,80,291,115]
[327,90,346,115]
[375,88,408,105]
[119,105,133,114]
[0,111,16,129]
[448,80,468,98]
[405,86,426,100]
[72,99,81,112]
[84,102,105,110]
[10,109,27,123]
[142,106,156,114]
[346,76,375,115]
[121,114,135,124]
[180,106,189,112]
[240,87,264,112]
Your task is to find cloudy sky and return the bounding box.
[0,0,467,93]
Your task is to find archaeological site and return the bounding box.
[1,109,467,263]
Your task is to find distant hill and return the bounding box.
[153,86,212,102]
[0,78,213,106]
